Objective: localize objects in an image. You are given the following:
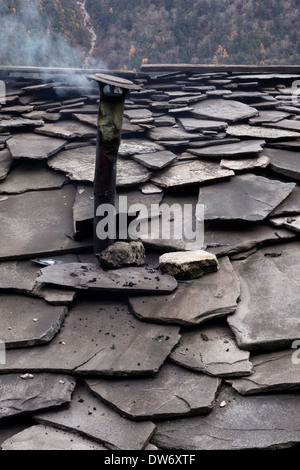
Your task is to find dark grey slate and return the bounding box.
[85,363,220,420]
[0,149,13,180]
[228,242,300,350]
[117,157,151,187]
[151,160,234,188]
[0,299,180,375]
[129,257,240,325]
[149,126,202,142]
[0,162,68,194]
[6,133,66,160]
[0,185,92,260]
[0,294,67,348]
[199,174,295,222]
[189,140,265,159]
[153,388,300,450]
[0,374,75,419]
[269,140,300,151]
[35,121,96,139]
[170,325,252,377]
[191,99,258,122]
[35,386,155,450]
[132,150,177,170]
[36,263,177,295]
[264,119,300,132]
[263,147,300,181]
[1,425,107,450]
[228,350,300,395]
[178,118,228,132]
[249,110,291,125]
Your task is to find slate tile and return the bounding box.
[270,215,300,233]
[170,325,252,377]
[0,374,75,419]
[0,299,180,376]
[149,126,203,142]
[85,363,220,420]
[226,124,300,140]
[189,140,265,159]
[263,147,300,181]
[178,118,228,132]
[220,155,269,171]
[119,139,164,157]
[35,121,96,139]
[228,242,300,350]
[129,257,240,325]
[0,149,13,180]
[47,146,95,182]
[191,99,258,122]
[132,150,177,170]
[153,388,300,450]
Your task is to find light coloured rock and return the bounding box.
[191,99,258,122]
[100,241,146,269]
[270,215,300,233]
[159,250,219,280]
[220,155,269,171]
[226,124,300,140]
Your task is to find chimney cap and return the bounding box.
[87,73,141,90]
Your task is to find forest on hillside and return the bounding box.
[86,0,300,70]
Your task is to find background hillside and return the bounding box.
[1,0,300,70]
[85,0,300,70]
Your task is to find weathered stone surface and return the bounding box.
[119,139,163,157]
[170,325,252,377]
[0,185,92,260]
[154,115,176,127]
[228,350,300,395]
[269,140,300,151]
[226,124,300,139]
[0,374,75,419]
[270,215,300,233]
[0,162,68,194]
[129,257,240,325]
[139,182,163,194]
[153,388,300,450]
[85,363,220,420]
[189,140,265,158]
[228,242,300,350]
[0,294,67,348]
[205,222,298,257]
[0,118,44,129]
[264,119,300,132]
[159,250,219,280]
[191,99,258,122]
[149,126,202,142]
[151,160,234,188]
[48,146,95,182]
[249,110,291,125]
[6,133,66,160]
[199,174,295,222]
[132,150,177,169]
[1,425,107,450]
[220,155,269,171]
[263,147,300,181]
[124,108,153,120]
[117,157,151,187]
[73,113,97,127]
[0,299,180,375]
[36,263,177,294]
[100,242,146,269]
[178,118,228,132]
[0,149,13,180]
[35,386,155,450]
[35,121,96,139]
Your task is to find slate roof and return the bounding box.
[0,67,300,451]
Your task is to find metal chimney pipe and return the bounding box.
[87,73,141,257]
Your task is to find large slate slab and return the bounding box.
[85,363,220,420]
[228,242,300,350]
[0,185,92,260]
[0,374,75,419]
[149,126,203,142]
[0,294,67,348]
[263,147,300,181]
[151,161,234,188]
[0,149,13,180]
[249,110,291,125]
[132,150,177,170]
[199,174,295,222]
[191,99,258,122]
[270,184,300,216]
[6,133,66,160]
[189,140,265,159]
[35,386,155,450]
[119,139,163,157]
[0,118,44,130]
[226,124,300,139]
[117,157,151,187]
[153,388,300,450]
[178,118,228,132]
[35,121,96,139]
[0,299,180,375]
[264,119,300,132]
[47,146,95,182]
[36,263,177,295]
[270,215,300,233]
[0,161,68,194]
[129,257,240,325]
[170,325,252,377]
[205,222,298,257]
[228,350,300,395]
[1,425,107,450]
[220,155,269,171]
